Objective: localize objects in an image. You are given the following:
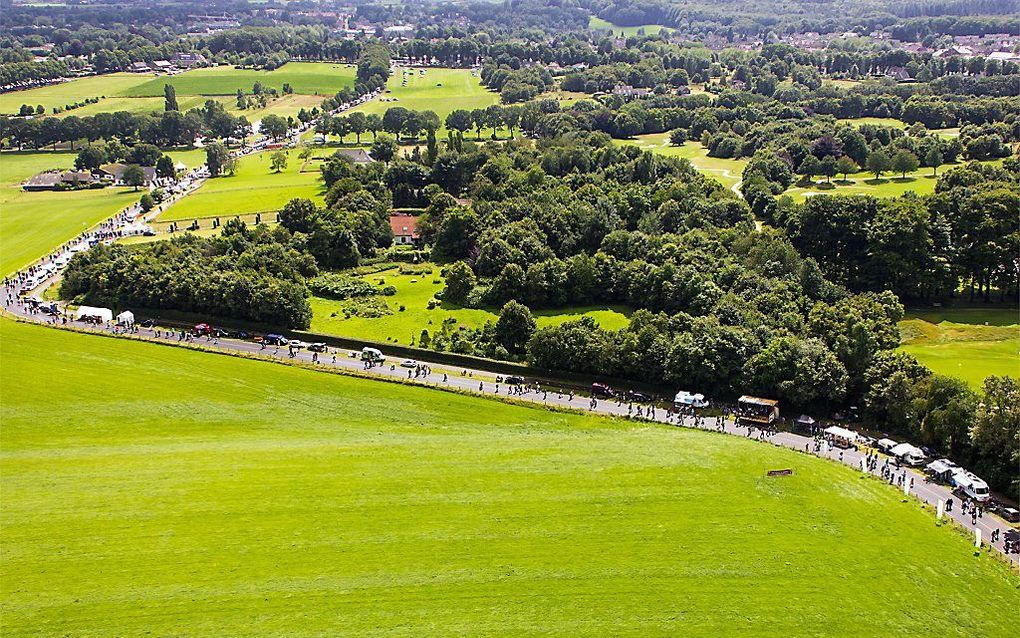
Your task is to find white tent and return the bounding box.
[116,310,135,325]
[74,306,113,322]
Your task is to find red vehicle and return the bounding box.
[193,323,212,336]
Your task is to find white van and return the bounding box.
[951,471,991,503]
[876,438,898,453]
[361,347,385,363]
[890,443,926,466]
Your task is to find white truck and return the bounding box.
[951,470,991,503]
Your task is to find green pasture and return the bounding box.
[310,265,631,344]
[0,73,151,114]
[350,67,502,136]
[1,317,1016,636]
[0,151,140,275]
[614,134,747,190]
[122,62,356,97]
[2,64,347,121]
[899,306,1019,388]
[589,16,666,37]
[159,148,324,221]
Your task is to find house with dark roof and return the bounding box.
[127,61,152,73]
[336,148,375,164]
[172,52,208,67]
[99,164,156,186]
[22,170,102,191]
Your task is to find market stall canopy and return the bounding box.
[823,425,859,442]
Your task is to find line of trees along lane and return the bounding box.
[60,223,317,329]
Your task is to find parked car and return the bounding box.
[626,390,652,402]
[289,340,306,350]
[193,322,212,336]
[262,333,288,346]
[503,375,525,385]
[876,438,899,454]
[400,359,417,368]
[308,342,327,352]
[591,382,615,398]
[230,330,251,339]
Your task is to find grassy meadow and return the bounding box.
[310,264,632,344]
[614,133,747,190]
[122,62,356,97]
[1,317,1017,636]
[589,16,666,36]
[350,67,502,136]
[159,148,324,221]
[1,63,352,121]
[899,307,1019,389]
[0,151,137,275]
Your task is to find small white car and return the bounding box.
[400,359,417,368]
[288,340,305,349]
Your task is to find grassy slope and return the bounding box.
[349,67,502,137]
[589,16,665,36]
[1,317,1016,636]
[0,74,151,114]
[121,62,357,97]
[309,265,631,344]
[899,307,1019,388]
[159,148,324,221]
[0,151,137,275]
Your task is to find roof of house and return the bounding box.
[99,163,156,182]
[389,214,419,238]
[22,172,63,188]
[335,148,374,164]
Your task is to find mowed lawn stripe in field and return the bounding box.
[1,318,1017,636]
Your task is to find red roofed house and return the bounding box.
[389,214,419,246]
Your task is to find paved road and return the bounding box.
[3,293,1018,568]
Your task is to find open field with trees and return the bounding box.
[159,148,325,221]
[350,67,502,135]
[613,134,746,190]
[309,264,631,344]
[1,63,354,120]
[900,307,1019,388]
[2,317,1016,636]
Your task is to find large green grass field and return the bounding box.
[309,264,632,344]
[614,134,746,191]
[350,67,502,136]
[899,307,1019,389]
[1,317,1016,636]
[589,16,666,36]
[1,63,352,120]
[159,148,324,221]
[121,62,356,97]
[0,151,135,275]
